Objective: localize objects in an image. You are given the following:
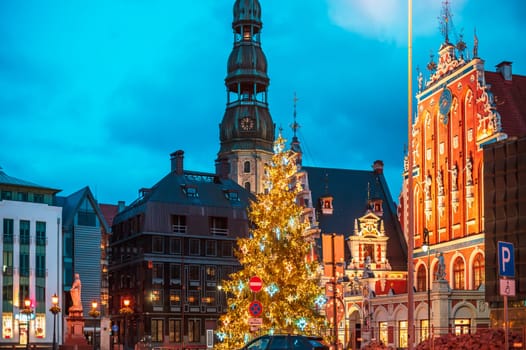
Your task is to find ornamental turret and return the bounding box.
[216,0,275,194]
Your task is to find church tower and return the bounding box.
[216,0,275,194]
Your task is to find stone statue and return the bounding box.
[69,273,82,311]
[466,157,473,185]
[363,256,375,278]
[435,253,446,281]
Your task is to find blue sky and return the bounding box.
[1,0,525,205]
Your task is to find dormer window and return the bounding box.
[224,190,239,201]
[319,195,334,215]
[181,185,198,198]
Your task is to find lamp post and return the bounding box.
[22,298,32,350]
[422,228,431,348]
[120,298,133,350]
[89,300,100,350]
[49,294,61,350]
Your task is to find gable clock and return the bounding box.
[439,87,452,124]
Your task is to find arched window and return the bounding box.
[244,161,251,173]
[473,253,485,290]
[453,257,465,290]
[417,265,426,292]
[244,182,251,192]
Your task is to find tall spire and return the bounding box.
[439,0,453,44]
[216,0,276,193]
[290,92,303,167]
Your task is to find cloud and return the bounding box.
[326,0,468,44]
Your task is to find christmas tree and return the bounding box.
[215,135,326,349]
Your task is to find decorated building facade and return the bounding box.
[399,2,526,347]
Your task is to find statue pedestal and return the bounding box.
[64,309,89,347]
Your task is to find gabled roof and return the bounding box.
[99,204,119,228]
[303,166,407,271]
[0,169,60,193]
[486,71,526,137]
[56,186,110,232]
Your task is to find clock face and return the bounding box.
[240,117,254,131]
[439,88,452,120]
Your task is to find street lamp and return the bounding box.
[120,298,133,350]
[22,298,33,350]
[49,294,61,350]
[422,228,431,347]
[89,300,100,350]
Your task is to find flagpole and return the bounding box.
[407,0,415,349]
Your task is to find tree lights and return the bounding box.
[214,135,326,349]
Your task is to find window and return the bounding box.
[78,211,96,226]
[36,222,46,245]
[36,254,46,277]
[244,161,251,173]
[3,219,14,243]
[420,319,429,343]
[169,319,182,343]
[169,290,181,306]
[153,263,164,284]
[188,319,200,343]
[34,193,44,203]
[398,321,408,348]
[453,257,465,290]
[170,264,181,286]
[454,319,470,335]
[182,185,198,198]
[171,215,187,233]
[205,266,216,282]
[417,265,426,292]
[221,241,233,257]
[209,217,228,235]
[473,254,484,289]
[188,290,199,306]
[189,239,200,255]
[379,322,388,345]
[20,253,29,276]
[2,251,13,275]
[205,240,216,256]
[363,244,374,261]
[188,265,200,281]
[151,319,164,342]
[1,191,12,200]
[17,192,28,201]
[20,220,30,244]
[244,182,251,192]
[152,237,164,253]
[151,289,163,308]
[169,238,181,254]
[224,190,239,201]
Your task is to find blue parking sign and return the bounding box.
[498,241,515,277]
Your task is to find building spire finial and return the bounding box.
[292,92,300,138]
[439,0,453,44]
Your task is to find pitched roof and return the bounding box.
[116,170,254,221]
[303,166,407,271]
[486,70,526,137]
[56,186,110,232]
[99,204,119,228]
[0,169,60,193]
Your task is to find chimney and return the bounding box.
[496,61,513,81]
[215,157,230,179]
[170,150,184,175]
[118,201,126,212]
[373,160,384,174]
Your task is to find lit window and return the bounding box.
[453,257,465,290]
[473,254,484,289]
